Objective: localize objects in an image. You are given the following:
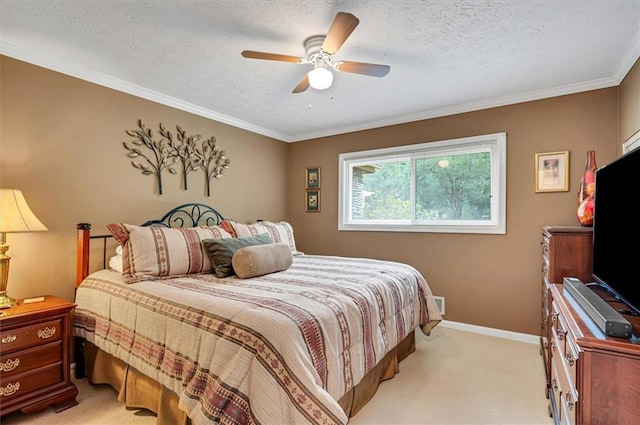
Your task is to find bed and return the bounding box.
[72,203,441,425]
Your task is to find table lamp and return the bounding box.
[0,189,48,309]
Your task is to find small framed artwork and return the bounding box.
[306,167,321,189]
[305,190,320,212]
[535,151,569,192]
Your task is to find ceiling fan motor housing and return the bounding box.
[304,35,327,61]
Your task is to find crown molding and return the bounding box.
[0,41,288,142]
[3,37,638,144]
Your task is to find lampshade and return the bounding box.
[308,66,334,90]
[0,189,48,233]
[0,189,48,310]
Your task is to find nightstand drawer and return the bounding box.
[0,341,62,378]
[0,319,62,352]
[0,363,62,403]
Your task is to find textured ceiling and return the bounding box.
[1,1,639,142]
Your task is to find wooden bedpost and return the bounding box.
[76,223,91,287]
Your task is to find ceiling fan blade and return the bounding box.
[321,12,359,55]
[241,50,304,63]
[336,61,390,77]
[292,74,310,94]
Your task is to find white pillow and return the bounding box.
[109,255,123,273]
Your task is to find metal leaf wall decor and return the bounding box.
[123,119,230,195]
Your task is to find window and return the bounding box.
[338,132,506,234]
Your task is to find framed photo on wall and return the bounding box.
[305,167,321,189]
[535,151,569,192]
[305,190,320,212]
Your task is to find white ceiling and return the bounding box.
[1,1,639,142]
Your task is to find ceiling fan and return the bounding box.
[241,12,390,94]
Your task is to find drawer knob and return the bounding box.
[565,392,575,410]
[1,334,17,344]
[566,353,575,366]
[0,382,20,397]
[0,358,20,372]
[37,326,56,339]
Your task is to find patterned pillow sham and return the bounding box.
[222,219,302,255]
[107,223,232,283]
[202,233,273,278]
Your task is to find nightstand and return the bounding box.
[0,295,78,416]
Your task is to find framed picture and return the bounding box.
[305,190,320,212]
[305,167,320,189]
[535,151,569,192]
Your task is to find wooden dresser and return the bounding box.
[0,296,78,416]
[541,226,640,424]
[540,226,593,395]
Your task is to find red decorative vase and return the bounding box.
[577,150,597,226]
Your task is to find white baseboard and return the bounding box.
[438,320,539,345]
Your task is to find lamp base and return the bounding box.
[0,290,17,309]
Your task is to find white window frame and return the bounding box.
[338,132,507,234]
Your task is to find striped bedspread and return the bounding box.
[73,255,441,425]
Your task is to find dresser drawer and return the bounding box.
[564,336,579,390]
[0,341,62,378]
[0,363,62,403]
[559,389,577,425]
[554,304,568,338]
[551,309,566,356]
[550,360,561,420]
[0,319,62,352]
[552,334,578,425]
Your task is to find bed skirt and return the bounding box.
[79,331,416,425]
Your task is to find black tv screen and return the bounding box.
[592,146,640,314]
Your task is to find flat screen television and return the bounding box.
[591,146,640,315]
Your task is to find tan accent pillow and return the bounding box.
[232,243,293,279]
[107,223,232,283]
[226,220,303,255]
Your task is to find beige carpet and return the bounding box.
[1,326,553,425]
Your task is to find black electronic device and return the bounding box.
[563,277,632,338]
[591,146,640,316]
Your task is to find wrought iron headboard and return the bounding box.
[76,203,226,286]
[141,203,224,227]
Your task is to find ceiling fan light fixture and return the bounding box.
[308,66,333,90]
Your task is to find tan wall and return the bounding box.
[286,88,620,335]
[2,53,636,336]
[619,58,640,145]
[1,56,288,303]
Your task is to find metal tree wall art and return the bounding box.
[158,123,200,190]
[196,137,231,197]
[123,119,230,196]
[123,120,177,195]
